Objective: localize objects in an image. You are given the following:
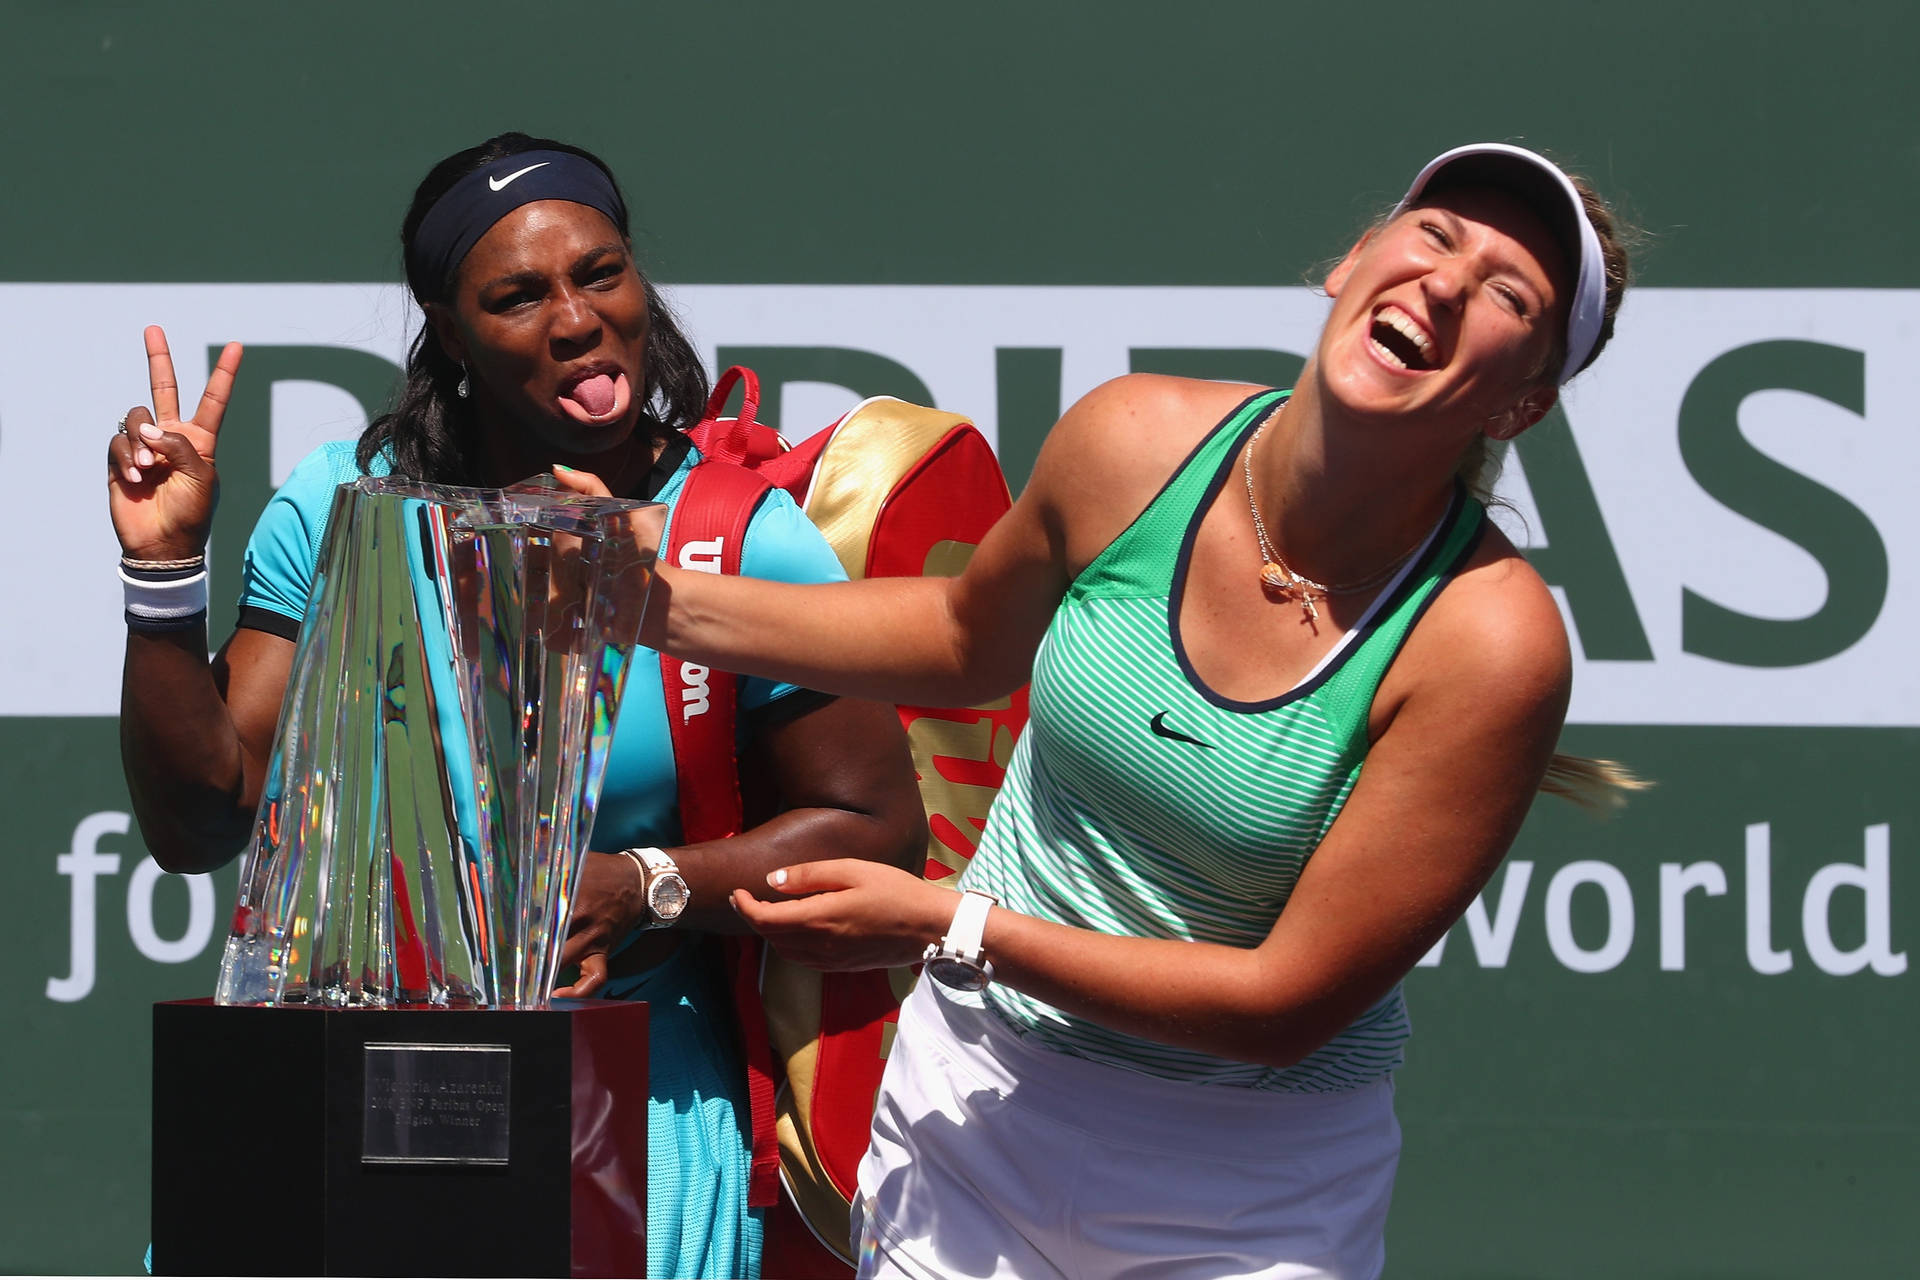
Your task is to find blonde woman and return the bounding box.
[563,142,1630,1280]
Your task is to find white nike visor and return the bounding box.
[1393,143,1607,385]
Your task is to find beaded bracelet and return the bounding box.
[122,554,206,572]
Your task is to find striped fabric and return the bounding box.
[958,389,1485,1092]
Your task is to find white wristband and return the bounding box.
[120,566,209,624]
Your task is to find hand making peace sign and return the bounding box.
[106,326,244,563]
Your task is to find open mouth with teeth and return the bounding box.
[1369,306,1437,372]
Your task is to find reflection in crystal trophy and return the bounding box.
[213,475,663,1010]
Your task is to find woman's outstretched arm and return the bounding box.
[635,375,1246,707]
[599,383,1184,711]
[640,485,1060,707]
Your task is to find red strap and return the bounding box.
[660,455,783,1208]
[687,417,790,469]
[753,423,833,503]
[728,938,782,1207]
[660,462,765,841]
[691,366,762,465]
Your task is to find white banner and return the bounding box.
[7,284,1915,724]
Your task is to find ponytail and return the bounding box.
[1540,752,1651,811]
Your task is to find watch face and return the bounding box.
[649,874,690,922]
[926,956,990,992]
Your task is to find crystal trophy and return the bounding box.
[214,474,663,1009]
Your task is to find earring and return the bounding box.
[456,366,470,399]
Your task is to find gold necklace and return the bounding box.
[1242,409,1430,623]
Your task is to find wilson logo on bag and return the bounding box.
[677,537,726,573]
[677,663,713,722]
[660,366,1028,1273]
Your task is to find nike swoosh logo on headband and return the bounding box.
[489,162,550,192]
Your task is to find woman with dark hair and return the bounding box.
[107,132,924,1280]
[572,142,1637,1278]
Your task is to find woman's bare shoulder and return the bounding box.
[1395,520,1573,720]
[1044,374,1268,457]
[1027,375,1276,560]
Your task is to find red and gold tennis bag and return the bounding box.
[662,367,1028,1272]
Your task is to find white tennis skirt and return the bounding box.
[853,982,1401,1280]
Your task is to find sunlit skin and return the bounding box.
[428,200,659,493]
[1253,186,1571,593]
[1316,186,1566,439]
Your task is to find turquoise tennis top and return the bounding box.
[957,389,1486,1092]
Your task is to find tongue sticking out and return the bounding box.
[569,373,618,417]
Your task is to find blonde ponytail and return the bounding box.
[1540,752,1651,811]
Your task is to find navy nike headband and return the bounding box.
[409,149,628,296]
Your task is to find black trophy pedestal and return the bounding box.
[151,999,648,1277]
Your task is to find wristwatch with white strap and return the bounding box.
[622,846,689,928]
[922,890,997,991]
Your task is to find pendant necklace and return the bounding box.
[1242,406,1430,623]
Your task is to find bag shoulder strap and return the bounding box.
[658,451,783,1209]
[660,457,769,840]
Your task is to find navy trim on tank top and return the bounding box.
[1371,504,1488,678]
[1167,404,1477,714]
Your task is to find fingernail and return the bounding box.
[770,869,788,887]
[126,466,143,483]
[729,895,742,914]
[136,448,154,467]
[138,423,163,441]
[553,463,573,472]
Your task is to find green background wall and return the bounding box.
[2,3,1915,1274]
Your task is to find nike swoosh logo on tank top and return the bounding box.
[1148,711,1214,749]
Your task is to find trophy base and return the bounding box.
[151,999,648,1277]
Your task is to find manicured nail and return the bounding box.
[139,423,163,441]
[553,463,573,472]
[136,448,154,467]
[769,869,788,887]
[126,466,143,483]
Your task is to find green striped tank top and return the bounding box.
[957,388,1486,1091]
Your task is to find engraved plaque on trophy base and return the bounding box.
[151,999,648,1277]
[361,1042,514,1166]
